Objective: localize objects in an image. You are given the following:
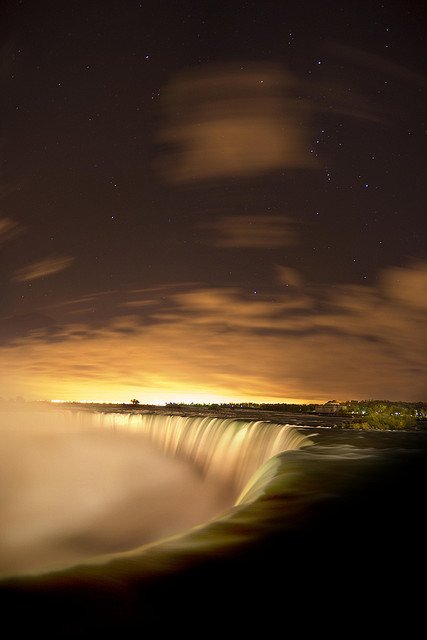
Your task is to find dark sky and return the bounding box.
[0,1,426,403]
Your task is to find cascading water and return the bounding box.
[0,408,309,577]
[1,410,426,637]
[89,411,309,493]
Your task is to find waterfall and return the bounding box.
[0,408,309,577]
[83,412,310,493]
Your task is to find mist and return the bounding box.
[0,408,232,577]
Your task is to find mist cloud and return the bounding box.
[0,410,230,575]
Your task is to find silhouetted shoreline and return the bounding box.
[24,401,425,430]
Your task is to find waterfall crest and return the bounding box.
[0,409,309,576]
[86,412,310,492]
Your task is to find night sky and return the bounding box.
[0,1,426,403]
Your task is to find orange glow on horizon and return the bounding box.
[2,261,426,405]
[45,389,316,406]
[44,398,317,406]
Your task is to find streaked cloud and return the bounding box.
[13,256,74,282]
[206,215,297,248]
[158,63,315,183]
[1,262,426,403]
[0,217,22,243]
[329,43,427,87]
[305,78,382,123]
[171,287,308,331]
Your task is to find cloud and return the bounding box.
[0,217,22,243]
[13,256,74,282]
[1,263,426,403]
[305,78,382,123]
[302,44,426,125]
[171,287,309,330]
[329,43,427,88]
[380,262,427,311]
[206,215,297,248]
[0,312,59,343]
[158,63,315,183]
[275,266,303,287]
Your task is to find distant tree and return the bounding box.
[351,403,417,430]
[130,398,140,405]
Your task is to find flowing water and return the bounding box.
[0,409,308,577]
[1,407,426,635]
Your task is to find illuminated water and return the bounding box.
[1,408,426,635]
[90,411,308,491]
[0,409,308,576]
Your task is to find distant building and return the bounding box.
[315,400,343,414]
